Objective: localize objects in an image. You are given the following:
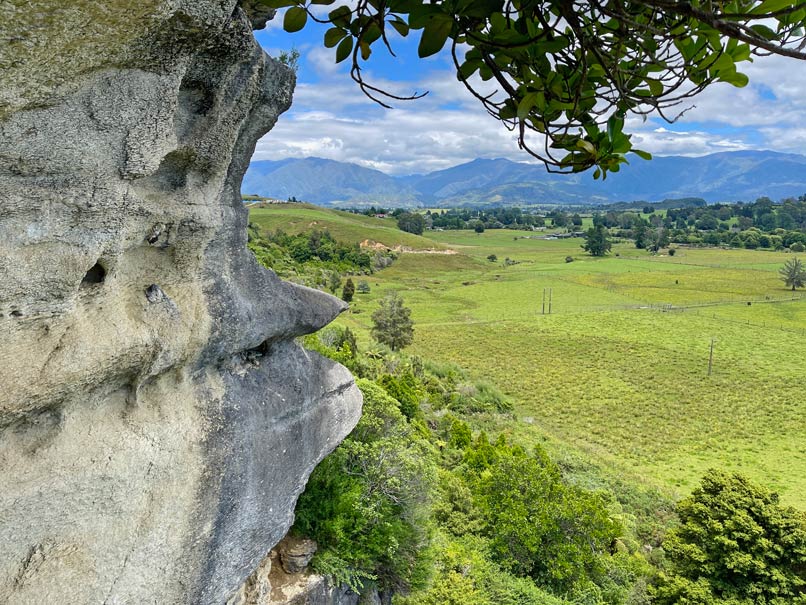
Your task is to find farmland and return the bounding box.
[251,205,806,506]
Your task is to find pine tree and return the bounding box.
[341,277,355,302]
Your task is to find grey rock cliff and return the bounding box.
[0,2,362,603]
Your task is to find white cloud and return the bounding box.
[254,38,806,175]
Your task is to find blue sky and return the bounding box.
[254,12,806,176]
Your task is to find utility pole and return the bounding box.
[707,337,715,376]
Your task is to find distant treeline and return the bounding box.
[351,206,567,230]
[603,196,806,250]
[352,196,806,249]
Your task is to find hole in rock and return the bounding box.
[245,339,271,360]
[145,284,166,304]
[150,149,196,190]
[10,309,23,317]
[178,82,215,116]
[81,262,106,287]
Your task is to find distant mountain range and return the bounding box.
[242,151,806,207]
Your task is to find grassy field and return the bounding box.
[251,206,806,506]
[248,204,443,250]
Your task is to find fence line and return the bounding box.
[417,292,806,335]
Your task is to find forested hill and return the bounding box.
[243,150,806,207]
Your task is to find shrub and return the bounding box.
[476,447,622,594]
[565,256,574,263]
[378,373,423,420]
[293,379,436,594]
[651,470,806,605]
[371,292,414,351]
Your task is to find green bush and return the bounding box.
[447,380,512,413]
[293,379,436,594]
[378,373,423,420]
[651,470,806,605]
[475,448,622,595]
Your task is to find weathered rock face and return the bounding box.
[0,2,362,603]
[238,546,360,605]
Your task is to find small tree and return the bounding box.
[647,227,670,253]
[341,277,355,302]
[371,292,414,351]
[633,222,649,249]
[582,224,611,257]
[487,254,497,262]
[397,212,426,235]
[780,257,806,291]
[357,280,371,294]
[652,470,806,604]
[327,270,342,294]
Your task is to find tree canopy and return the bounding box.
[583,223,611,256]
[262,0,806,176]
[652,470,806,604]
[371,292,415,350]
[397,211,426,235]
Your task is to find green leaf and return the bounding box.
[324,27,347,48]
[408,4,442,29]
[750,23,779,40]
[612,135,631,154]
[362,22,382,45]
[458,60,479,80]
[722,71,749,87]
[577,139,596,155]
[328,5,352,27]
[336,36,354,63]
[417,16,452,58]
[284,6,308,32]
[607,114,624,142]
[310,0,335,4]
[633,149,652,160]
[389,17,410,37]
[710,53,736,73]
[731,43,752,63]
[517,92,539,120]
[645,77,663,96]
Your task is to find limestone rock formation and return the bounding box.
[0,1,362,603]
[278,536,319,574]
[233,545,360,605]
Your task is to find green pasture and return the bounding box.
[407,311,806,505]
[248,204,442,250]
[250,205,806,506]
[353,232,806,505]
